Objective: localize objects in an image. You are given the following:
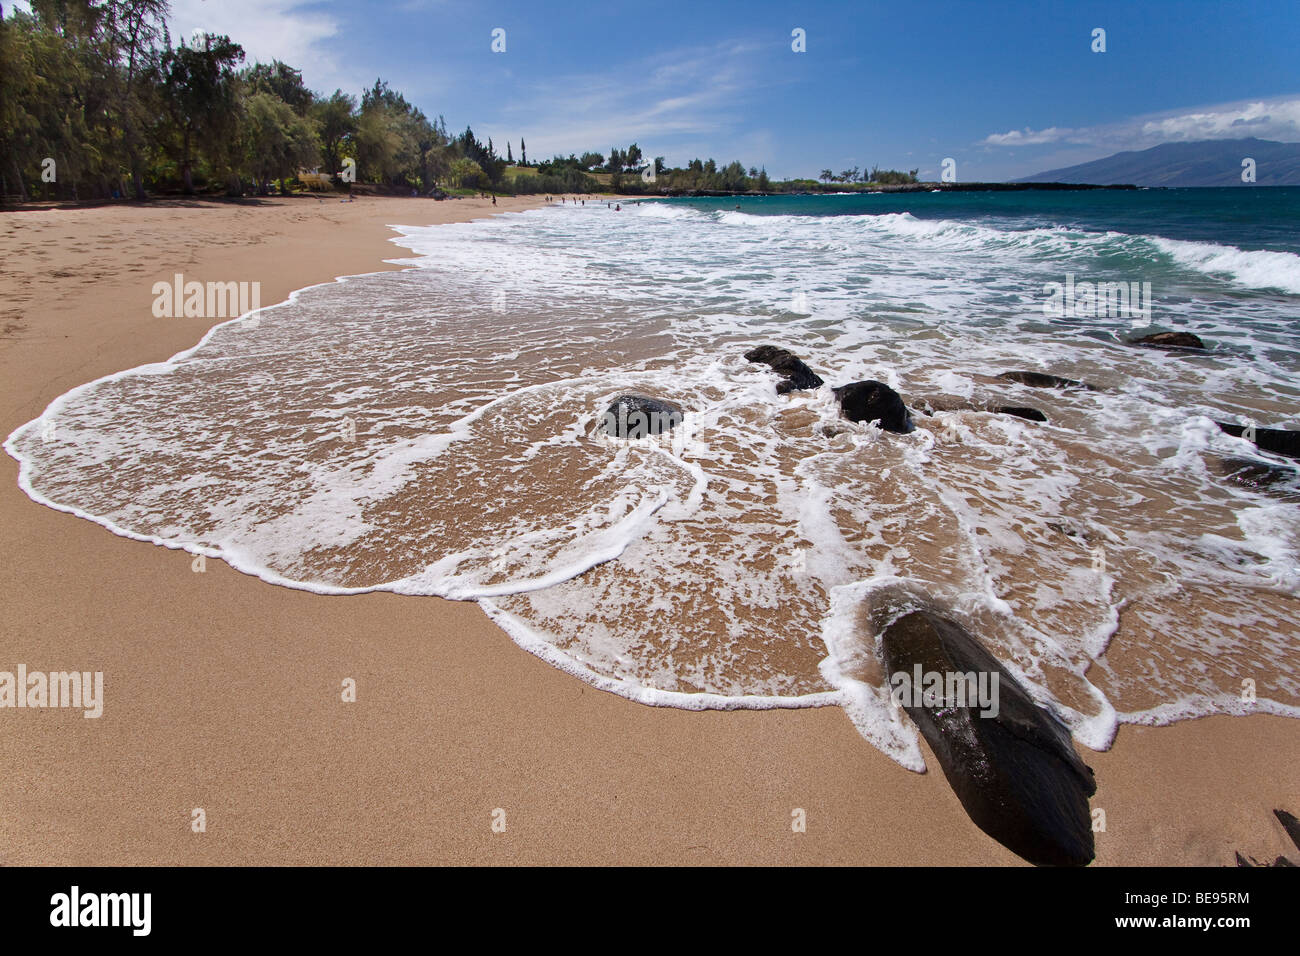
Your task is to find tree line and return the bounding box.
[0,1,925,202]
[0,1,599,200]
[818,166,919,185]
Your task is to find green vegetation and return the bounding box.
[0,1,560,200]
[594,142,921,195]
[0,1,924,202]
[819,165,919,185]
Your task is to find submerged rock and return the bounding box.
[880,609,1097,866]
[998,371,1096,391]
[994,406,1048,423]
[910,396,971,416]
[1046,520,1098,545]
[1130,331,1207,350]
[598,395,684,439]
[1219,457,1300,498]
[833,381,914,433]
[1216,422,1300,460]
[743,345,825,393]
[912,396,1045,422]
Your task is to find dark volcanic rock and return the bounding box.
[1130,330,1207,350]
[1276,809,1300,853]
[1235,852,1295,867]
[1216,422,1300,460]
[743,345,825,393]
[995,406,1048,423]
[1219,457,1300,498]
[1234,809,1300,867]
[880,609,1097,866]
[1045,520,1098,545]
[833,380,914,433]
[598,395,684,439]
[998,371,1097,391]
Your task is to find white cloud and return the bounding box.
[168,0,345,90]
[983,95,1300,150]
[983,126,1074,146]
[485,39,776,163]
[1138,98,1300,141]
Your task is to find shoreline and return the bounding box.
[1,195,1296,865]
[632,182,1142,197]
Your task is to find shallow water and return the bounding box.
[9,192,1300,770]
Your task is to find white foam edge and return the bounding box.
[479,598,844,712]
[2,210,618,595]
[817,574,1123,764]
[5,372,688,600]
[3,217,456,462]
[3,262,424,583]
[1119,693,1300,725]
[817,577,927,772]
[394,488,672,599]
[1,251,842,711]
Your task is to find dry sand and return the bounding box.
[0,194,1295,865]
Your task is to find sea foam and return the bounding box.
[7,201,1299,769]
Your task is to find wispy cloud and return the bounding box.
[982,95,1300,150]
[486,39,777,162]
[983,126,1075,146]
[168,0,346,88]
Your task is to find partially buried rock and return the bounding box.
[743,345,825,394]
[1216,422,1300,460]
[880,609,1097,866]
[598,395,684,439]
[1276,809,1300,854]
[994,406,1048,423]
[1234,809,1300,867]
[1235,852,1295,868]
[1130,330,1206,350]
[833,381,914,433]
[997,371,1097,391]
[1218,458,1300,499]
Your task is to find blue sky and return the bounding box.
[50,0,1300,180]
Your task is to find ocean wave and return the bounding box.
[7,200,1299,770]
[640,204,1300,295]
[1151,235,1300,294]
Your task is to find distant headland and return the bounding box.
[1016,138,1300,187]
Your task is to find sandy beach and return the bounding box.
[1,194,1296,866]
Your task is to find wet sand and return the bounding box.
[0,194,1295,865]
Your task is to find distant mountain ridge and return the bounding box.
[1015,138,1300,187]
